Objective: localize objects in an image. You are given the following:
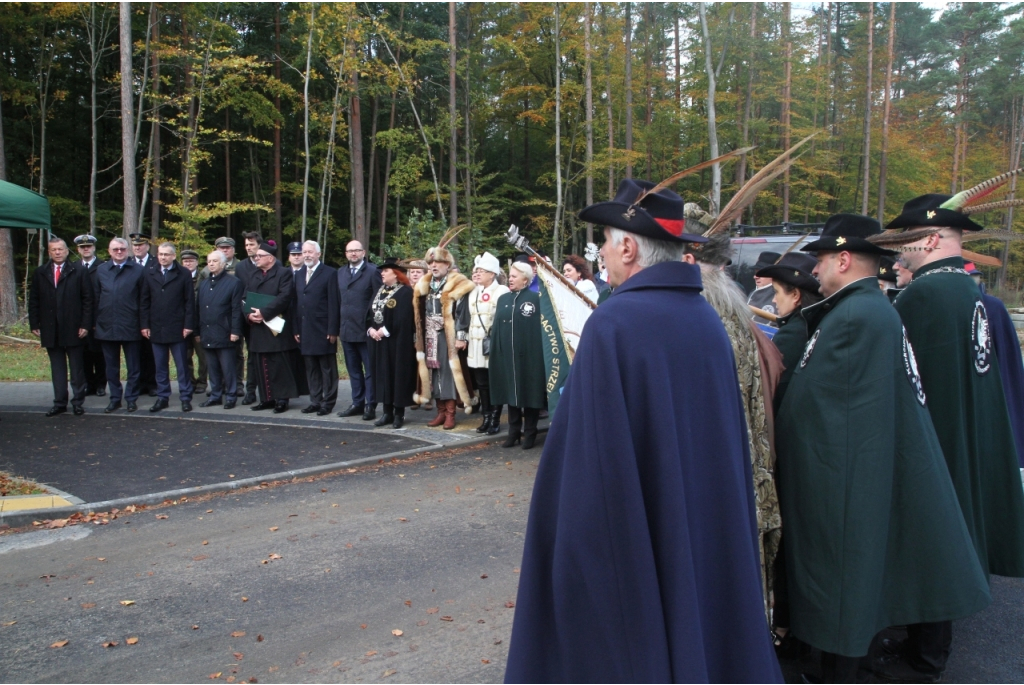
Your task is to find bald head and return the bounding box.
[345,240,365,266]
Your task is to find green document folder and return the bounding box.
[243,291,277,315]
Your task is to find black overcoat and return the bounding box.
[94,260,149,342]
[338,261,382,342]
[246,261,299,354]
[771,310,809,411]
[985,292,1024,469]
[295,263,340,357]
[28,260,93,349]
[196,273,244,349]
[489,289,547,409]
[366,284,417,407]
[142,262,196,344]
[81,260,105,352]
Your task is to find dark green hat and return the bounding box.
[802,213,896,256]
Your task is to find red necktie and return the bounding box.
[54,264,60,287]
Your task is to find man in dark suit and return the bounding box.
[294,240,340,415]
[129,232,159,396]
[247,242,308,413]
[196,251,244,409]
[29,236,94,416]
[75,233,106,396]
[337,240,382,420]
[235,232,262,404]
[180,249,208,395]
[94,237,150,413]
[141,243,196,413]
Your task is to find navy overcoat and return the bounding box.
[984,292,1024,469]
[505,261,782,684]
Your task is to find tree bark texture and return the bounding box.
[877,1,895,222]
[120,1,139,238]
[860,2,874,215]
[449,2,458,229]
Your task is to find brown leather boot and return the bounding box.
[426,402,447,427]
[443,399,457,430]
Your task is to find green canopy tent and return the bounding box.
[0,179,51,230]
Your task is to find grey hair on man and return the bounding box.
[159,242,177,254]
[109,236,129,250]
[302,240,321,254]
[605,228,686,268]
[206,251,225,265]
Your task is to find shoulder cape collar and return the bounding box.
[800,277,877,329]
[613,261,704,296]
[911,255,966,280]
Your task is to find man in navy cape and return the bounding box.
[504,179,782,684]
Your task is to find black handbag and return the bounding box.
[477,291,492,357]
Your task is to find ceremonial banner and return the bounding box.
[536,266,593,414]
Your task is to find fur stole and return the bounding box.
[411,272,476,409]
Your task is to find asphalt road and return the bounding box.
[3,435,1024,683]
[0,442,539,684]
[0,412,423,503]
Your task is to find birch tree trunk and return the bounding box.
[300,3,315,243]
[584,1,594,243]
[120,2,139,238]
[782,3,792,222]
[553,2,563,263]
[860,2,874,215]
[698,4,721,213]
[0,85,17,325]
[274,8,282,246]
[737,3,756,187]
[150,10,161,237]
[877,1,895,222]
[464,5,473,236]
[624,2,633,180]
[449,2,458,229]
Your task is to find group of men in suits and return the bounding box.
[29,232,383,421]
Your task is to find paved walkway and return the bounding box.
[0,382,538,526]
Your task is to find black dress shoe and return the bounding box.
[104,401,122,413]
[95,387,106,397]
[251,400,275,411]
[301,404,321,414]
[392,414,405,429]
[273,400,289,413]
[336,403,365,418]
[45,406,66,417]
[150,398,169,413]
[200,398,222,408]
[373,413,394,427]
[316,407,332,416]
[362,405,377,421]
[224,400,236,410]
[126,401,138,412]
[73,406,85,416]
[241,392,257,406]
[181,401,193,412]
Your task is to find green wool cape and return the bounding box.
[489,289,547,410]
[895,255,1024,578]
[777,277,990,657]
[771,311,809,412]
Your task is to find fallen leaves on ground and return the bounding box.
[426,607,439,614]
[50,639,69,648]
[0,472,49,496]
[126,637,139,645]
[192,625,200,630]
[80,603,96,609]
[440,616,454,622]
[383,669,397,678]
[193,555,209,561]
[119,600,135,606]
[505,601,515,608]
[202,541,209,546]
[481,659,491,664]
[391,629,403,637]
[416,620,427,626]
[233,652,244,660]
[403,600,412,607]
[256,634,264,642]
[155,514,169,520]
[230,631,246,638]
[365,650,378,657]
[208,672,222,679]
[360,624,367,630]
[2,621,17,627]
[241,597,248,602]
[102,641,118,648]
[268,527,278,532]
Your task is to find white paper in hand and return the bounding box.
[265,316,286,336]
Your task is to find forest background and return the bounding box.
[1,1,1023,327]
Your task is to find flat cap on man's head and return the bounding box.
[128,232,150,246]
[287,241,303,254]
[214,236,236,248]
[180,249,200,261]
[74,234,97,246]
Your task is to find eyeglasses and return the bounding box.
[255,253,271,259]
[110,247,127,252]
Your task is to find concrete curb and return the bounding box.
[0,431,538,530]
